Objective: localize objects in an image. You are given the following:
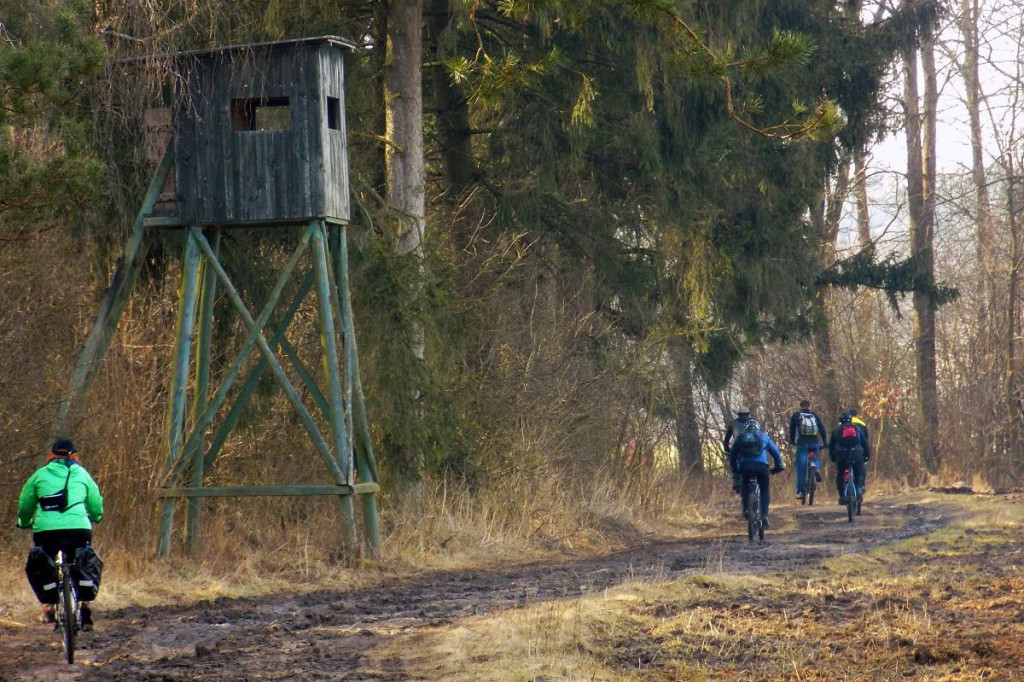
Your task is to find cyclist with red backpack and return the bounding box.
[788,400,827,502]
[729,420,785,527]
[828,413,871,504]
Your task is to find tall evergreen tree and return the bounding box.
[0,1,105,241]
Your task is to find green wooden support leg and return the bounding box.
[312,222,351,483]
[338,495,357,553]
[360,488,380,558]
[331,225,380,557]
[158,229,202,558]
[314,221,358,552]
[186,230,218,556]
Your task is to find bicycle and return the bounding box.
[54,550,81,664]
[800,447,821,506]
[841,464,862,523]
[744,467,783,544]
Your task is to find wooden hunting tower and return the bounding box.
[55,37,380,559]
[173,37,351,225]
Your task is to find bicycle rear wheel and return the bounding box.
[747,486,759,543]
[808,472,816,506]
[60,574,76,664]
[845,478,856,523]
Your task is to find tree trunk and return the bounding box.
[903,2,941,475]
[425,0,475,199]
[959,0,994,477]
[386,0,426,257]
[385,0,427,484]
[961,0,993,298]
[854,146,872,249]
[812,155,849,425]
[672,342,703,474]
[1006,154,1023,473]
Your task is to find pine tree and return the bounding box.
[0,1,106,240]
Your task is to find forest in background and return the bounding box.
[0,0,1022,564]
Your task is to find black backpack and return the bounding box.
[736,430,762,458]
[838,424,860,448]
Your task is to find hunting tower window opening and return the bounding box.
[327,97,341,130]
[231,96,291,131]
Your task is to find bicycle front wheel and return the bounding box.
[60,575,76,664]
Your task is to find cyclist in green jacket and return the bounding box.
[17,438,104,629]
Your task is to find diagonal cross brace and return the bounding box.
[53,145,176,445]
[163,223,346,486]
[202,269,320,472]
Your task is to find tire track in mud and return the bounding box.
[0,495,960,681]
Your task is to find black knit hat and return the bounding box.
[51,438,76,455]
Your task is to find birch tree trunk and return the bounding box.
[854,147,872,249]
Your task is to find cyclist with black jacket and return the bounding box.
[788,400,827,501]
[828,414,871,504]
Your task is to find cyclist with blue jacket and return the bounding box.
[723,407,755,495]
[729,420,785,527]
[17,438,103,629]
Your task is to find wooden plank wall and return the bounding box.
[319,46,350,222]
[174,42,349,225]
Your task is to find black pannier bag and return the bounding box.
[74,545,103,601]
[25,547,59,604]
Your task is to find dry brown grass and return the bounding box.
[0,462,725,618]
[363,495,1024,681]
[377,466,733,570]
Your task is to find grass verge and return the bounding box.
[367,493,1024,681]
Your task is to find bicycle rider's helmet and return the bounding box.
[838,412,852,424]
[742,419,761,433]
[51,438,76,456]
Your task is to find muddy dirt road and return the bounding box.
[0,495,959,680]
